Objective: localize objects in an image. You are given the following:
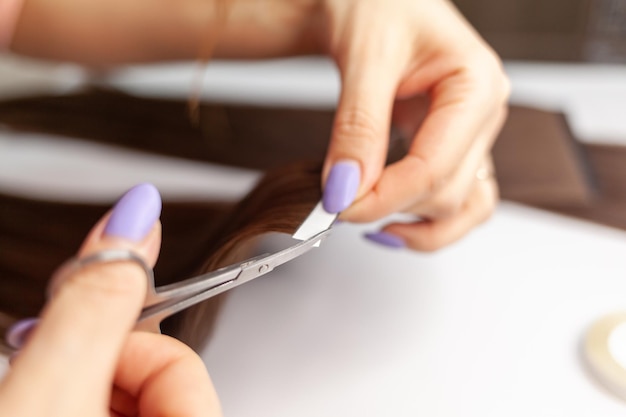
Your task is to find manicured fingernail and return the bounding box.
[104,183,162,241]
[6,318,39,349]
[364,231,406,249]
[323,160,361,213]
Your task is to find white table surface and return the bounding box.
[1,55,626,415]
[204,204,626,417]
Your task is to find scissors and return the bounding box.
[49,202,336,333]
[130,201,338,332]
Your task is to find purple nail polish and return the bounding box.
[6,318,39,349]
[104,183,162,241]
[323,160,361,214]
[364,231,406,249]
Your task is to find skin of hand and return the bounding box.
[10,0,322,64]
[317,0,509,251]
[0,184,222,417]
[11,0,508,251]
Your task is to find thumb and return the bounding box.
[5,183,162,414]
[322,50,401,215]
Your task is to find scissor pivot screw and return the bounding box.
[258,264,270,274]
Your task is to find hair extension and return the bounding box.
[0,84,413,352]
[0,162,322,353]
[161,161,322,349]
[0,88,324,353]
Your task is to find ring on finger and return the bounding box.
[475,166,494,181]
[48,249,154,298]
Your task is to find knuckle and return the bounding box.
[405,153,446,197]
[488,68,512,106]
[499,72,512,103]
[465,49,511,105]
[333,107,382,147]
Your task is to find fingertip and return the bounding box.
[6,318,39,350]
[104,183,162,242]
[116,333,222,417]
[79,184,163,266]
[9,184,165,398]
[141,221,162,266]
[322,159,361,213]
[363,231,406,249]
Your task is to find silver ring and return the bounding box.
[48,249,154,298]
[475,166,494,181]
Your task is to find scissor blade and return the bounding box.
[138,229,332,326]
[237,228,331,284]
[292,202,338,241]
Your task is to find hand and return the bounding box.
[319,0,509,251]
[0,184,221,417]
[11,0,507,253]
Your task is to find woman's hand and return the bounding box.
[318,0,509,251]
[11,0,508,252]
[0,184,221,417]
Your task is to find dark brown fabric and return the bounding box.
[453,0,626,62]
[0,88,332,170]
[492,106,595,207]
[0,88,408,169]
[554,144,626,230]
[492,108,626,232]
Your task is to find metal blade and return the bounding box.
[292,202,338,241]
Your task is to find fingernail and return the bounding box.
[323,160,361,213]
[364,231,406,249]
[104,183,162,241]
[6,318,39,350]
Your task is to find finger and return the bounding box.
[110,385,138,417]
[390,176,498,252]
[322,15,408,214]
[408,150,496,221]
[405,105,505,220]
[114,332,221,417]
[6,183,162,413]
[345,51,509,222]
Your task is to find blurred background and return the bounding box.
[455,0,626,62]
